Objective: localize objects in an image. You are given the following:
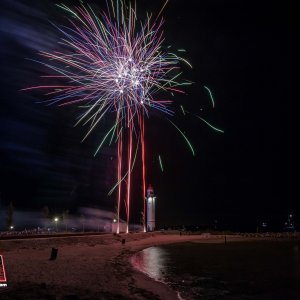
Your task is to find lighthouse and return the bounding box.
[146,185,156,231]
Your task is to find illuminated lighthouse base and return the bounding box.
[146,185,156,231]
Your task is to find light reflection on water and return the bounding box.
[131,246,169,282]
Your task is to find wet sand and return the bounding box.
[0,233,246,299]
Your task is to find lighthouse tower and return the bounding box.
[146,185,156,231]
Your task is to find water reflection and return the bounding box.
[131,246,169,282]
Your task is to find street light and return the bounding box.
[10,225,14,230]
[54,217,59,232]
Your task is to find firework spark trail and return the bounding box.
[204,86,215,108]
[196,116,224,133]
[180,105,186,115]
[24,1,191,232]
[168,119,195,156]
[159,155,164,172]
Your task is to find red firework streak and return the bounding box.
[116,110,146,233]
[141,113,147,232]
[116,113,147,233]
[116,127,123,234]
[126,107,133,233]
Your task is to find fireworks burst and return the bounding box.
[23,0,192,233]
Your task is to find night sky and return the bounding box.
[0,0,298,231]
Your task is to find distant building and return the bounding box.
[284,213,296,232]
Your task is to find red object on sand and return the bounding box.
[0,255,7,282]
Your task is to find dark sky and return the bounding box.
[0,0,298,230]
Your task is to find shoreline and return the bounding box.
[127,234,246,300]
[0,232,295,299]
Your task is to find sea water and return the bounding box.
[132,240,300,299]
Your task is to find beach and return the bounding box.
[0,232,237,299]
[1,233,296,299]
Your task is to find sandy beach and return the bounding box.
[0,233,244,299]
